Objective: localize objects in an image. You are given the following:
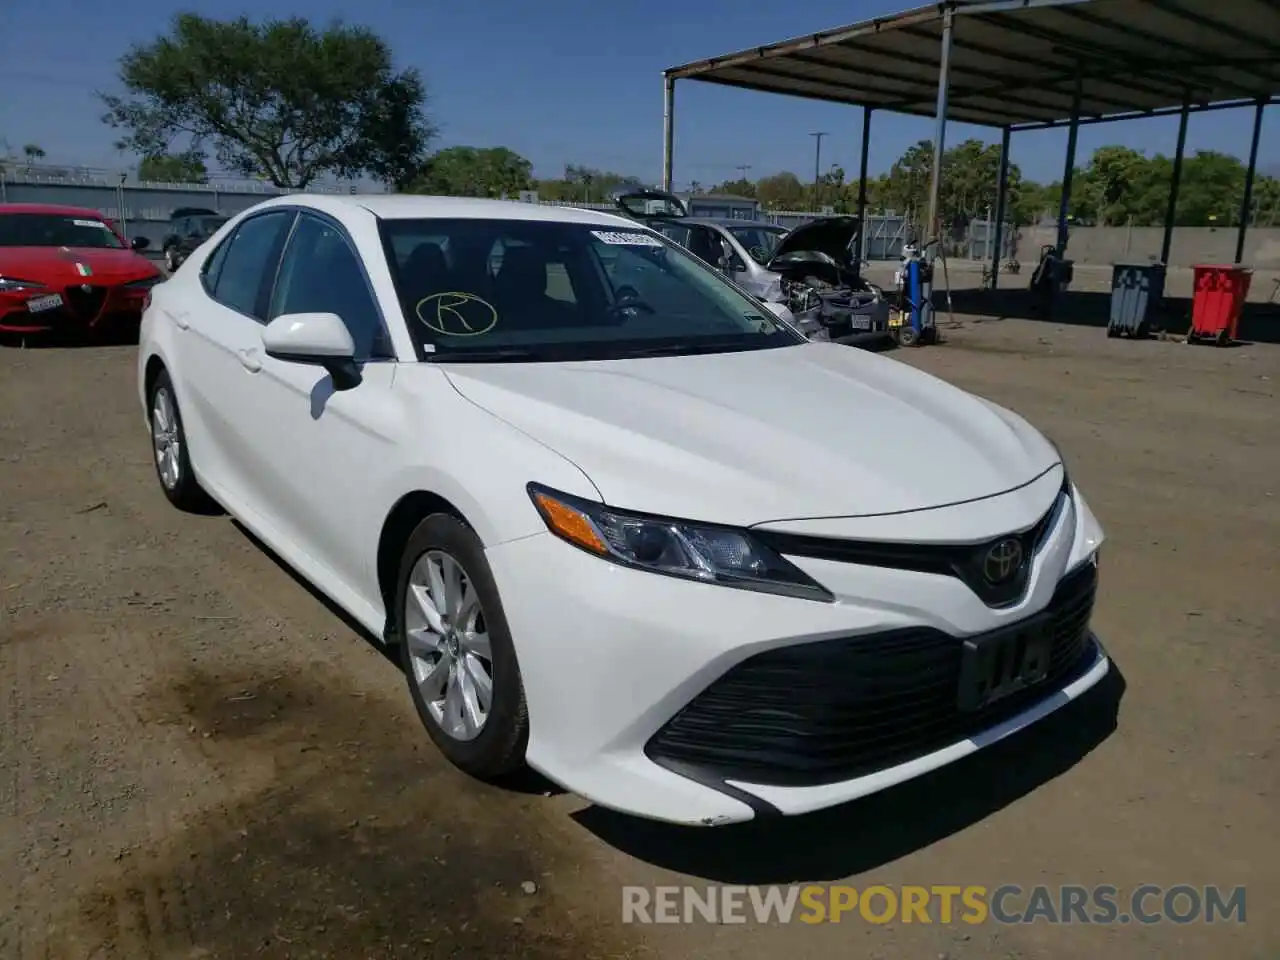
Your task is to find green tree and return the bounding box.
[710,177,756,198]
[100,13,434,188]
[560,164,642,202]
[881,140,934,219]
[755,171,805,209]
[412,146,533,198]
[138,150,208,183]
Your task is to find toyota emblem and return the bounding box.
[982,538,1024,584]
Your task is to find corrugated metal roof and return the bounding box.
[665,0,1280,129]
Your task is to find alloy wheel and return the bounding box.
[404,550,494,741]
[151,387,182,490]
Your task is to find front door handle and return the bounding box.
[168,309,190,330]
[238,348,262,373]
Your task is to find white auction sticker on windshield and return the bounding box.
[591,230,664,247]
[72,219,108,228]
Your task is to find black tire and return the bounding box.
[394,514,528,780]
[898,325,919,347]
[148,369,213,512]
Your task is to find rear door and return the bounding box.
[173,209,295,508]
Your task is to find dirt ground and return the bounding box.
[1,316,1277,960]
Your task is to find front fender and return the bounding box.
[369,377,604,550]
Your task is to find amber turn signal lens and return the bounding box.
[532,492,608,555]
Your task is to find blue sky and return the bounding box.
[1,0,1276,187]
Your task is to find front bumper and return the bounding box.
[0,283,154,334]
[486,484,1107,826]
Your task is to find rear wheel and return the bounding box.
[394,514,528,779]
[149,370,213,512]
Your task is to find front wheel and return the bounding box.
[395,514,528,779]
[149,370,214,512]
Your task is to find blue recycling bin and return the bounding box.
[1108,262,1166,339]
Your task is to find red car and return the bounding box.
[0,203,163,336]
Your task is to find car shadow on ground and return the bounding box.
[946,287,1280,344]
[226,518,567,798]
[571,664,1126,883]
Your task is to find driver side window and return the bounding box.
[268,213,393,360]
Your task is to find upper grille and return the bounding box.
[646,561,1098,788]
[753,478,1068,607]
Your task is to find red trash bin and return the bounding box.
[1188,265,1252,346]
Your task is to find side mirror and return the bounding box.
[262,312,362,391]
[130,236,150,251]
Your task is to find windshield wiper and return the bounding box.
[426,348,551,363]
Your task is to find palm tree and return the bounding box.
[22,143,45,173]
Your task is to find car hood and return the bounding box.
[0,246,159,285]
[439,342,1059,527]
[767,216,859,268]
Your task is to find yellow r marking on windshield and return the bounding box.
[415,291,499,337]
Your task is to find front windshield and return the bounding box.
[381,218,805,362]
[727,225,788,264]
[0,213,125,249]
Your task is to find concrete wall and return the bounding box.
[0,174,353,250]
[1014,224,1280,269]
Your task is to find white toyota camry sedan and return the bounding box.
[138,194,1107,826]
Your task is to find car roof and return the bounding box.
[0,203,111,218]
[249,193,643,229]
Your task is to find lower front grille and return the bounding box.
[646,563,1098,788]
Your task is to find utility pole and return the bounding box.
[810,132,828,211]
[735,164,751,181]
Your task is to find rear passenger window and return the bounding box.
[210,212,293,319]
[201,231,231,291]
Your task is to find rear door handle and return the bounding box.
[237,348,262,373]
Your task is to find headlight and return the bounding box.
[0,277,47,293]
[527,483,833,602]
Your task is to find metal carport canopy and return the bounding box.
[662,0,1280,132]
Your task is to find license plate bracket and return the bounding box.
[27,293,64,314]
[956,617,1053,712]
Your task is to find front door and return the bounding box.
[242,211,403,606]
